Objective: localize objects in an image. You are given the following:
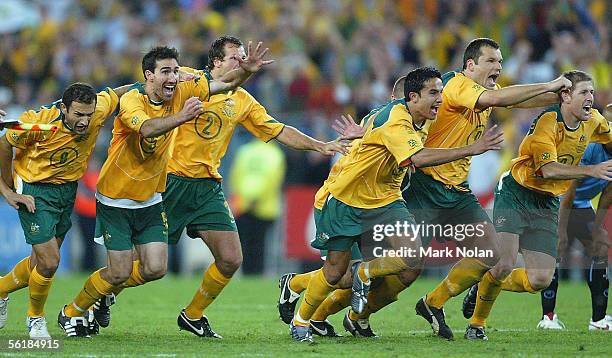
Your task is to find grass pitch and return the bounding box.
[0,275,609,357]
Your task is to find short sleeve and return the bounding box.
[445,75,488,111]
[96,88,120,120]
[180,75,211,102]
[119,91,149,133]
[5,110,50,149]
[529,114,558,172]
[380,108,424,166]
[241,93,285,142]
[589,110,612,144]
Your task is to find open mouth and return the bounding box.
[582,103,592,116]
[75,124,88,132]
[488,74,499,83]
[162,84,176,97]
[431,104,440,116]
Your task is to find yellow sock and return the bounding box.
[469,271,502,327]
[361,257,408,280]
[426,258,490,309]
[65,269,114,317]
[0,256,32,298]
[289,270,318,293]
[27,267,53,317]
[311,288,351,321]
[294,269,335,326]
[184,263,231,320]
[356,275,407,319]
[500,268,537,293]
[121,261,146,288]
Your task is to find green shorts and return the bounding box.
[163,174,237,245]
[18,181,77,245]
[493,173,560,257]
[311,196,414,255]
[404,169,491,246]
[95,201,168,251]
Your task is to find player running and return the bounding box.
[58,44,269,337]
[0,82,130,338]
[289,66,504,342]
[384,38,571,340]
[463,71,612,340]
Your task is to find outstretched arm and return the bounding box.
[410,125,504,167]
[139,97,203,138]
[511,92,560,109]
[275,126,350,156]
[209,41,274,95]
[476,76,571,111]
[540,160,612,181]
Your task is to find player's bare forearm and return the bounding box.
[0,136,15,195]
[112,84,135,98]
[594,183,612,227]
[540,161,610,180]
[476,83,552,111]
[139,114,188,138]
[275,126,324,152]
[209,68,251,95]
[410,146,473,168]
[511,93,559,109]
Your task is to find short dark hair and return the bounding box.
[462,38,500,70]
[403,67,442,98]
[142,46,179,77]
[560,70,593,100]
[392,75,407,98]
[206,36,243,71]
[62,83,96,110]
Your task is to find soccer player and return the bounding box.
[535,142,611,330]
[289,66,504,342]
[463,71,612,340]
[0,82,130,338]
[278,75,421,338]
[155,36,349,338]
[58,44,270,337]
[390,38,571,340]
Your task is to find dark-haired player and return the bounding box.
[289,66,503,342]
[58,43,270,337]
[399,38,571,340]
[0,82,131,338]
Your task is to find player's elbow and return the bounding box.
[475,91,498,110]
[539,165,557,179]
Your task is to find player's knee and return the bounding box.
[322,265,344,286]
[492,263,513,279]
[217,255,242,277]
[528,272,553,291]
[142,263,167,281]
[36,253,60,277]
[398,268,421,287]
[108,271,131,286]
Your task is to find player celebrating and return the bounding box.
[463,71,612,340]
[535,141,611,330]
[58,44,269,337]
[278,75,420,338]
[289,67,504,342]
[161,36,348,338]
[388,38,572,340]
[0,82,129,338]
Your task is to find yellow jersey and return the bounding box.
[422,71,499,188]
[511,105,611,196]
[315,98,427,209]
[6,89,119,185]
[97,78,210,201]
[168,67,285,179]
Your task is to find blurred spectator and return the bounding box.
[229,139,286,274]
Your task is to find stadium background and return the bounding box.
[0,0,610,277]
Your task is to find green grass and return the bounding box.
[0,275,609,357]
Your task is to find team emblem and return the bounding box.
[30,223,40,235]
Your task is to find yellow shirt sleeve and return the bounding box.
[445,75,488,111]
[119,92,149,133]
[96,88,120,121]
[180,76,211,103]
[528,114,558,173]
[380,114,423,166]
[5,108,55,149]
[589,109,612,144]
[241,92,285,142]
